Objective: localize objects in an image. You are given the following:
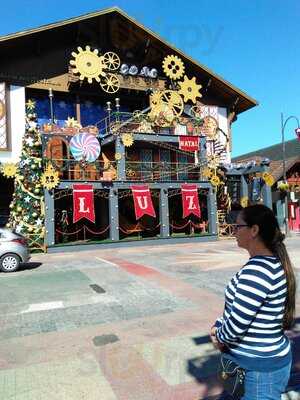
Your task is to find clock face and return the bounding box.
[0,100,5,120]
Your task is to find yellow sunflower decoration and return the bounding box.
[121,133,134,147]
[240,196,249,208]
[1,163,18,178]
[210,175,221,187]
[114,152,122,161]
[202,167,213,179]
[262,172,275,187]
[40,163,60,190]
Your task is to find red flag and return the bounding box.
[179,136,200,151]
[131,185,156,220]
[181,184,201,218]
[73,184,95,223]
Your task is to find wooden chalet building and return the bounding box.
[0,7,272,248]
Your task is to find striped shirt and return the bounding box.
[216,255,291,371]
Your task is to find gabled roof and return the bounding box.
[233,139,300,162]
[0,6,257,115]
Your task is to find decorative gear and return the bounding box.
[162,54,185,80]
[40,163,60,190]
[240,196,249,208]
[202,167,213,179]
[70,46,106,83]
[1,163,18,178]
[178,75,202,104]
[115,152,122,161]
[210,175,221,187]
[103,52,120,70]
[65,117,82,129]
[121,133,134,147]
[100,73,120,93]
[110,122,121,135]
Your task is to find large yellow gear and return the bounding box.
[40,163,60,190]
[178,75,202,104]
[149,90,183,124]
[162,55,185,80]
[70,46,106,83]
[160,90,184,117]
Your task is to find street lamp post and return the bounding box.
[280,113,300,237]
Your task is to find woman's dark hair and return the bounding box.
[241,204,296,330]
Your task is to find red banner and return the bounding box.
[131,185,156,220]
[178,136,200,152]
[73,184,95,223]
[181,184,201,218]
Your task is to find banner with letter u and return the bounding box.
[73,184,95,223]
[131,185,156,220]
[181,183,201,218]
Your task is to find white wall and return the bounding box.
[0,85,25,163]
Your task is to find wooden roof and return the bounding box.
[0,7,257,115]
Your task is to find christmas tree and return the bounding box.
[7,100,45,248]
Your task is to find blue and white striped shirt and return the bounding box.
[216,256,291,371]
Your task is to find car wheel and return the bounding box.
[0,253,20,272]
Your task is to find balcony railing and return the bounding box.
[46,159,203,182]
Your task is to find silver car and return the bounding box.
[0,228,30,272]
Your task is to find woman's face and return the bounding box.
[234,212,251,249]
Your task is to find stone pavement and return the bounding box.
[0,237,300,400]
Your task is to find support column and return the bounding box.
[240,174,248,199]
[115,137,126,181]
[207,187,217,235]
[44,189,55,247]
[262,183,272,209]
[109,188,119,241]
[159,188,170,238]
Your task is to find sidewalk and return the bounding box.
[0,237,299,399]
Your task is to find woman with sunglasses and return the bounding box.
[210,204,296,399]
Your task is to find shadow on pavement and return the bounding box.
[18,262,42,272]
[187,321,300,400]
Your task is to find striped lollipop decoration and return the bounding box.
[70,133,101,163]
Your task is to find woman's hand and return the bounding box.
[210,325,226,351]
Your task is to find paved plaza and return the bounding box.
[0,236,300,399]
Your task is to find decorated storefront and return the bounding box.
[0,7,272,250]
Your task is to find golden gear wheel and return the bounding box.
[160,90,184,117]
[121,133,134,147]
[100,73,120,93]
[1,163,18,178]
[210,175,221,187]
[132,110,144,122]
[162,55,185,80]
[114,152,122,161]
[240,196,249,208]
[178,75,202,104]
[70,46,106,83]
[40,163,60,190]
[103,52,120,70]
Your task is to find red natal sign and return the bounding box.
[178,136,200,152]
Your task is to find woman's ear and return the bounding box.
[251,224,259,238]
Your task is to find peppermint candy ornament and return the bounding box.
[69,133,101,162]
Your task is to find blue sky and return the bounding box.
[1,0,299,157]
